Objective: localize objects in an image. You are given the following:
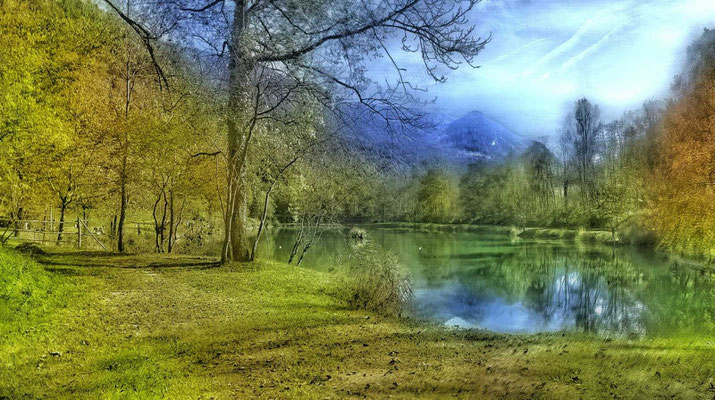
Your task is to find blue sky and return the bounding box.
[391,0,715,139]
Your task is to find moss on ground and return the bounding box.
[1,249,713,399]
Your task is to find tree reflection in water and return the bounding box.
[410,239,713,336]
[259,228,715,337]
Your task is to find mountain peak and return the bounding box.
[442,110,530,161]
[338,107,532,170]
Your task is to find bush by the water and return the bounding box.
[348,227,366,243]
[341,244,412,316]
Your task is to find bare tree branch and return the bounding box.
[180,0,224,12]
[102,0,170,90]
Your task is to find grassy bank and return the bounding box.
[263,221,641,248]
[352,223,626,246]
[1,248,713,399]
[516,227,618,244]
[364,222,514,235]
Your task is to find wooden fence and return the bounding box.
[1,217,226,251]
[0,218,108,250]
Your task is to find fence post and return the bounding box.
[77,217,82,249]
[79,219,108,251]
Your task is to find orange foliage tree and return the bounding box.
[651,29,715,258]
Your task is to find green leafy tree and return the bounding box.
[417,169,459,223]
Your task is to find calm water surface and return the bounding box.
[258,227,714,337]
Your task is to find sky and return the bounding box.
[392,0,715,139]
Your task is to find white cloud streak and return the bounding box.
[556,24,622,74]
[391,0,715,138]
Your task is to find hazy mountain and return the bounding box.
[339,108,533,171]
[335,108,451,171]
[441,111,531,162]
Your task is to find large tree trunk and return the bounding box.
[221,0,252,263]
[223,168,251,262]
[118,13,133,253]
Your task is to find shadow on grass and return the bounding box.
[35,250,221,269]
[43,266,92,276]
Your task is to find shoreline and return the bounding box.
[1,248,713,398]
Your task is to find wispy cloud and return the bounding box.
[488,38,549,64]
[521,18,597,78]
[522,1,633,79]
[556,24,623,75]
[384,0,715,138]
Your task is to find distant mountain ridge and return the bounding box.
[339,108,535,170]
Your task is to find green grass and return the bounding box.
[1,248,713,399]
[0,249,83,394]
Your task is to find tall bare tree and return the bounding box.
[561,98,601,204]
[103,0,488,262]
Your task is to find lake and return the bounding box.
[258,226,714,337]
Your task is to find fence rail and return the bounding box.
[1,217,224,250]
[0,218,107,249]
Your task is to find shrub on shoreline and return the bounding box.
[340,244,412,316]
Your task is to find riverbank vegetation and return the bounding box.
[2,1,715,262]
[348,29,715,262]
[2,247,713,398]
[393,32,715,262]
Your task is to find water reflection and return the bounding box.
[258,227,714,337]
[416,267,647,335]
